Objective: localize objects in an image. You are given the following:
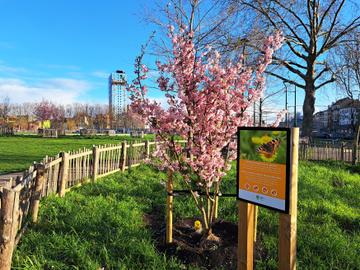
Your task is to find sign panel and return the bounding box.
[237,127,291,213]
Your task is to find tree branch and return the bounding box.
[285,40,308,60]
[271,56,306,79]
[265,71,305,89]
[273,0,311,38]
[272,56,307,69]
[315,77,336,90]
[268,6,309,52]
[315,67,330,81]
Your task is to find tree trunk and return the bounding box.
[302,85,316,137]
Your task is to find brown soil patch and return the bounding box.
[144,213,264,269]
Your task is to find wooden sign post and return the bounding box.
[238,201,255,270]
[279,128,298,270]
[237,127,299,270]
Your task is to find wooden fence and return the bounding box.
[299,142,358,163]
[0,140,161,270]
[0,127,14,136]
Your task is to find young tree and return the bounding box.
[235,0,360,136]
[34,100,63,128]
[128,25,283,237]
[34,100,55,122]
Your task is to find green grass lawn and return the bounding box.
[0,135,154,174]
[12,162,360,270]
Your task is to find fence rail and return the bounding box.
[0,140,162,270]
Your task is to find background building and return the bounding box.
[312,98,360,139]
[109,70,127,130]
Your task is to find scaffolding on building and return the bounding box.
[109,70,127,130]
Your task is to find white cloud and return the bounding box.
[0,64,27,74]
[0,77,92,104]
[91,71,109,79]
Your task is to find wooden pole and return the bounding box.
[31,164,45,223]
[0,188,20,270]
[145,140,150,159]
[59,152,69,197]
[120,141,127,172]
[352,124,360,165]
[254,206,258,242]
[213,180,220,220]
[127,142,133,171]
[92,146,99,182]
[341,142,344,161]
[166,170,174,244]
[238,201,255,270]
[214,195,219,220]
[279,127,299,270]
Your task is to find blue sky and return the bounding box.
[0,0,346,115]
[0,0,157,104]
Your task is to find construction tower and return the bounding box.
[109,70,127,130]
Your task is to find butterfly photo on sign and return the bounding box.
[239,129,287,164]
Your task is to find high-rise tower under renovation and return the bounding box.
[109,70,127,129]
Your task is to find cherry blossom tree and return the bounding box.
[128,26,283,237]
[34,100,63,127]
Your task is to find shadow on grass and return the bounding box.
[13,165,183,270]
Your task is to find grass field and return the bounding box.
[0,135,153,174]
[12,161,360,270]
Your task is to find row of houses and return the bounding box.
[313,98,360,139]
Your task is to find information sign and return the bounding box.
[237,127,291,213]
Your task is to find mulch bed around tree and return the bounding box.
[144,213,264,270]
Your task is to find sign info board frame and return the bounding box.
[237,127,299,270]
[237,127,291,213]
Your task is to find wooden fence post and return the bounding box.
[30,164,45,223]
[341,142,345,161]
[92,145,99,182]
[353,125,360,165]
[0,187,20,270]
[145,140,150,159]
[59,152,69,197]
[166,170,174,244]
[352,143,358,165]
[238,201,255,270]
[279,127,299,270]
[127,142,133,171]
[120,141,127,172]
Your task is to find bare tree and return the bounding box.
[333,29,360,99]
[143,0,255,60]
[233,0,360,136]
[258,87,285,126]
[0,96,10,122]
[332,29,360,162]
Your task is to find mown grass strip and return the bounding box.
[0,135,154,174]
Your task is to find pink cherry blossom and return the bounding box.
[128,26,283,231]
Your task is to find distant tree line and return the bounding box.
[0,97,144,131]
